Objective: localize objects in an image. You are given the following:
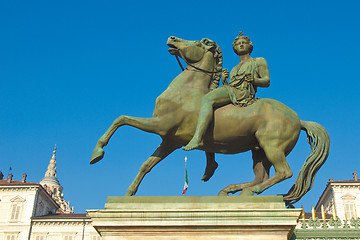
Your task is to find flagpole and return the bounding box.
[182,156,188,195]
[184,157,187,196]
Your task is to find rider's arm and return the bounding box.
[209,79,219,91]
[210,68,229,91]
[253,58,270,88]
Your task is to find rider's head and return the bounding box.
[233,35,253,56]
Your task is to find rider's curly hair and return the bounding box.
[232,36,253,55]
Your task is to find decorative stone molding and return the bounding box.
[32,220,92,226]
[332,184,360,190]
[10,195,26,202]
[341,193,356,200]
[0,186,38,192]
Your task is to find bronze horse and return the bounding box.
[90,36,330,205]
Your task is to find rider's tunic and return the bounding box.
[224,57,262,106]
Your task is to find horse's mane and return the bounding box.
[201,38,223,89]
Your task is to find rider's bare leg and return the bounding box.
[91,116,162,164]
[201,152,218,181]
[183,87,231,151]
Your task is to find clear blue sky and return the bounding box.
[1,0,359,213]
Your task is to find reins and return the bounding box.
[175,55,185,71]
[175,51,222,74]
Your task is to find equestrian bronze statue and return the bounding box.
[90,35,330,206]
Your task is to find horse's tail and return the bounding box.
[283,120,330,206]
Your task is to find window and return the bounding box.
[10,204,21,221]
[62,234,76,240]
[345,203,355,219]
[5,234,18,240]
[34,236,45,240]
[9,196,25,222]
[64,236,73,240]
[341,193,357,220]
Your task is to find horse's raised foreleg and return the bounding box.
[218,149,271,196]
[240,144,293,197]
[126,141,179,196]
[91,116,162,164]
[201,152,218,182]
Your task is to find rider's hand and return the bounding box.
[245,73,254,82]
[222,69,229,84]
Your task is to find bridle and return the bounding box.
[175,50,222,74]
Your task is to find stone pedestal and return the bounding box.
[88,196,301,240]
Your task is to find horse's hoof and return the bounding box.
[201,172,213,182]
[90,148,104,164]
[239,189,254,197]
[201,175,209,182]
[126,189,136,196]
[218,191,229,196]
[201,162,218,182]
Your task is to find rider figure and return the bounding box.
[183,32,270,151]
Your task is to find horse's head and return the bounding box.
[167,36,218,63]
[167,36,223,85]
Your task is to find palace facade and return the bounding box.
[0,147,100,240]
[1,147,359,240]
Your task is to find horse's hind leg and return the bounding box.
[240,140,293,196]
[91,116,162,164]
[201,152,218,182]
[218,149,271,196]
[126,141,179,196]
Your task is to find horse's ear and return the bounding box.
[201,38,216,53]
[204,44,216,53]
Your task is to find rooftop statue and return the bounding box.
[90,34,330,206]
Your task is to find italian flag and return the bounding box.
[182,157,188,195]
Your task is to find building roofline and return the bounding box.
[0,179,39,186]
[330,180,360,184]
[315,179,360,209]
[32,213,90,220]
[0,179,60,210]
[315,181,331,209]
[37,184,60,210]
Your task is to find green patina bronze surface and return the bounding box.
[90,34,330,206]
[183,33,270,151]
